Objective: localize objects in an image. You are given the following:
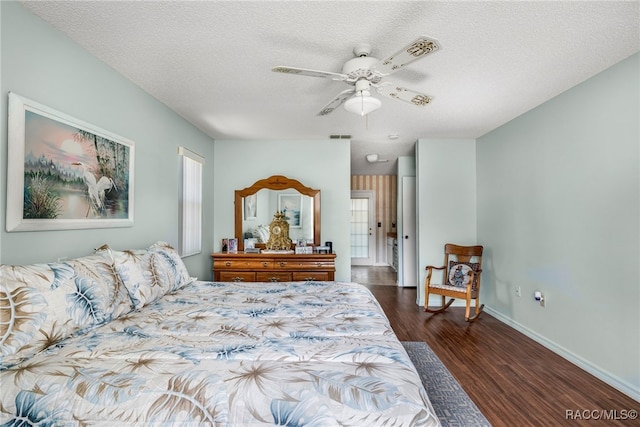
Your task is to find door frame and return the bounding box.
[350,190,376,266]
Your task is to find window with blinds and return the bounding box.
[178,147,204,257]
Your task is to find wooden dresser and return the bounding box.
[212,252,336,282]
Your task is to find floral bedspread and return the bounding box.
[0,281,440,426]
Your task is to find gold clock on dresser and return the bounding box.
[266,211,292,251]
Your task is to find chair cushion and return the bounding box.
[448,261,480,290]
[429,282,468,293]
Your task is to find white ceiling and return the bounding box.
[20,1,640,175]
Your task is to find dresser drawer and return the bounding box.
[292,272,331,281]
[212,252,336,283]
[256,272,292,282]
[218,271,256,282]
[214,259,273,270]
[274,260,334,270]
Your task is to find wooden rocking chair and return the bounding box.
[424,243,484,322]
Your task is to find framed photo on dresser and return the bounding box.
[228,238,238,254]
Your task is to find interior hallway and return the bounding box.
[350,265,397,286]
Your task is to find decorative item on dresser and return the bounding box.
[212,252,336,282]
[265,211,292,251]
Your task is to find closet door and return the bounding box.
[401,177,417,287]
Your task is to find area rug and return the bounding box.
[402,341,492,427]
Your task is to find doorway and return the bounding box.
[350,191,375,266]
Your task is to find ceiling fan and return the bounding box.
[272,36,440,116]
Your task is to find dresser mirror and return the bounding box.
[235,175,320,251]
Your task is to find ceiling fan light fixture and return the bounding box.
[366,153,388,163]
[344,90,381,116]
[366,153,379,163]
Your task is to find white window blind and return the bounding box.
[178,147,204,257]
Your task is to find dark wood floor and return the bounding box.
[353,266,640,427]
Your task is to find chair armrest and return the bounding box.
[424,265,446,288]
[465,269,482,291]
[468,268,482,278]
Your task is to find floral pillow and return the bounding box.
[448,261,480,290]
[61,254,134,320]
[103,241,194,309]
[0,252,132,369]
[148,241,194,289]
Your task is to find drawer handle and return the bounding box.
[279,262,286,267]
[232,276,244,282]
[304,277,316,281]
[262,262,269,267]
[225,261,231,267]
[268,277,279,282]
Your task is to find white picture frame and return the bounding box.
[278,193,302,228]
[7,92,135,231]
[244,193,257,220]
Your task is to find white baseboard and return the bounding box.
[484,306,640,402]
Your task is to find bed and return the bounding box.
[0,242,440,426]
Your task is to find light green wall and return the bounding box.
[0,2,216,279]
[212,139,352,281]
[477,53,639,399]
[415,139,477,305]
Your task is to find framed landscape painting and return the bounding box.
[6,92,135,231]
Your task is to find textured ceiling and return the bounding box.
[20,1,640,175]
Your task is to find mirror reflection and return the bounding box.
[234,175,321,251]
[242,189,314,243]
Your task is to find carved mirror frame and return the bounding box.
[235,175,320,251]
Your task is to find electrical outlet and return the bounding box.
[534,291,545,307]
[515,286,521,297]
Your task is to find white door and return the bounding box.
[350,191,375,266]
[401,177,417,287]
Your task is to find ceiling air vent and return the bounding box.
[329,134,351,139]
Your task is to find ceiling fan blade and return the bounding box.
[272,66,346,81]
[376,84,433,107]
[373,36,440,75]
[317,89,355,116]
